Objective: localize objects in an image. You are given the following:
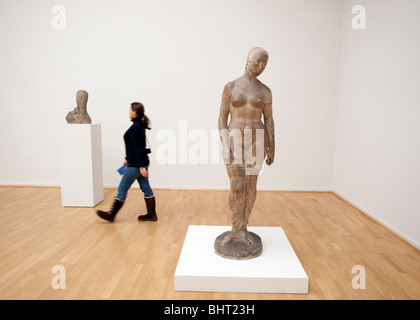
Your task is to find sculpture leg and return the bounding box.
[244,174,258,228]
[242,133,265,229]
[239,137,267,242]
[235,174,259,245]
[223,163,247,245]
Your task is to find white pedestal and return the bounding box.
[174,226,308,294]
[59,124,104,207]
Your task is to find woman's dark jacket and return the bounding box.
[124,117,150,168]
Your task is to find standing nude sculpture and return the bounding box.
[215,47,275,260]
[66,90,92,124]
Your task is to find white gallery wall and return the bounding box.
[334,0,420,247]
[0,1,419,247]
[0,0,342,190]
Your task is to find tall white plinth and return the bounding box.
[59,124,104,207]
[174,226,308,294]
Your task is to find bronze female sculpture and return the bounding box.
[215,47,275,259]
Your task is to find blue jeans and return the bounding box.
[116,165,154,202]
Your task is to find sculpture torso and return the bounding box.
[226,77,270,159]
[229,78,266,127]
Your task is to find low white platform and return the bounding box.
[59,124,104,207]
[174,226,308,294]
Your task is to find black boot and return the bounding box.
[138,196,157,221]
[96,198,124,222]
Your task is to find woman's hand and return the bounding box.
[140,167,149,177]
[123,160,127,166]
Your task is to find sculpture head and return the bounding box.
[245,47,269,76]
[76,90,88,111]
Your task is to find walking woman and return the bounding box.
[96,102,157,222]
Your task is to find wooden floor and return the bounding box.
[0,186,419,300]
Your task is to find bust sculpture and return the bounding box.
[66,90,92,124]
[215,47,275,260]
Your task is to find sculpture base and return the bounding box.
[214,231,262,260]
[59,124,104,207]
[174,226,309,293]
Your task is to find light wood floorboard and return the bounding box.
[0,186,419,299]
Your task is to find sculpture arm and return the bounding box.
[263,88,275,165]
[218,83,233,163]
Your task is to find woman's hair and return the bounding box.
[245,47,269,71]
[131,102,151,130]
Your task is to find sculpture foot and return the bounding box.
[214,230,262,260]
[221,232,235,246]
[221,230,255,246]
[238,230,255,245]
